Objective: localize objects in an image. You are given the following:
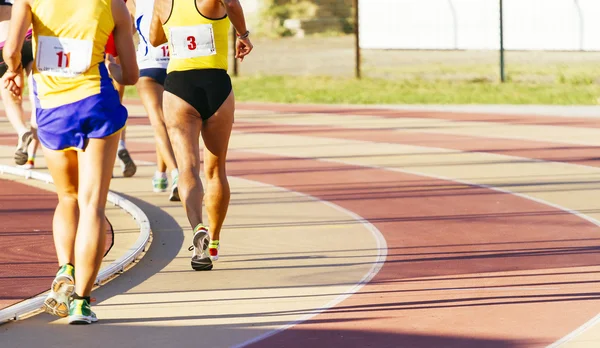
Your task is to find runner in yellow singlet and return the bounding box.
[150,0,252,270]
[3,0,138,324]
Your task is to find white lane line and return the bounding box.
[230,177,388,348]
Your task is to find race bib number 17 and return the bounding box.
[169,24,216,59]
[37,36,93,77]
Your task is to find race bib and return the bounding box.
[36,36,93,77]
[151,44,170,62]
[169,24,216,59]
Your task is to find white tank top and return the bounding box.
[135,0,169,70]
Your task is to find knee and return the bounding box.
[204,163,226,182]
[58,192,78,205]
[151,121,167,135]
[77,192,105,215]
[178,168,201,186]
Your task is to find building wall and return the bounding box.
[359,0,600,51]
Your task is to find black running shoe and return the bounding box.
[118,148,137,178]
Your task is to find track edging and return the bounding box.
[0,165,152,324]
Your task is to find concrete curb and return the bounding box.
[0,165,152,324]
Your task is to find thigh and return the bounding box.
[43,147,79,199]
[163,91,202,170]
[77,132,120,205]
[201,90,234,173]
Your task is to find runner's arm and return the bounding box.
[221,0,248,36]
[126,0,137,34]
[110,0,139,85]
[2,0,31,72]
[221,0,253,60]
[149,0,167,46]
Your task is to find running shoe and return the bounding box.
[209,240,220,261]
[68,298,98,325]
[14,130,32,165]
[43,264,75,318]
[21,159,34,170]
[169,174,180,202]
[153,176,168,193]
[190,224,212,271]
[118,148,137,178]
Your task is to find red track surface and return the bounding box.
[123,131,600,347]
[0,179,113,310]
[4,103,600,347]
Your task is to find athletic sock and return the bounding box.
[118,140,126,151]
[209,240,219,248]
[171,168,179,180]
[72,293,91,303]
[155,171,167,179]
[194,223,208,234]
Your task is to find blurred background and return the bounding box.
[222,0,600,105]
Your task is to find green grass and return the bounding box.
[123,75,600,105]
[229,75,600,105]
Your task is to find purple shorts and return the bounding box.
[36,87,127,151]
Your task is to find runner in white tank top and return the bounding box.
[135,0,169,70]
[131,0,180,200]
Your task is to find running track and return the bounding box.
[1,102,600,347]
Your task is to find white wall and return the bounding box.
[359,0,600,51]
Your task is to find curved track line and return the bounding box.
[317,158,600,348]
[0,165,152,324]
[212,177,388,348]
[237,140,600,347]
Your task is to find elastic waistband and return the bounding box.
[0,29,33,50]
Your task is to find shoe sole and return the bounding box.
[14,131,32,166]
[68,314,98,325]
[43,276,75,318]
[118,149,137,178]
[191,230,213,271]
[169,186,180,202]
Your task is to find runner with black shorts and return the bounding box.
[150,0,253,270]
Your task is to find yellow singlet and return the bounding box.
[162,0,230,73]
[31,0,115,109]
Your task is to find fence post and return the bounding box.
[231,28,238,77]
[499,0,506,82]
[574,0,584,51]
[355,0,361,79]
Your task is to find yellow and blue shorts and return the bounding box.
[35,76,128,151]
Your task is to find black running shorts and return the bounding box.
[164,68,232,121]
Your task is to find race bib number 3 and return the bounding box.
[37,36,93,77]
[169,24,216,59]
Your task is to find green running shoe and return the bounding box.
[153,176,168,193]
[68,298,98,325]
[43,264,75,318]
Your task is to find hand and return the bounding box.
[236,37,253,62]
[105,53,117,70]
[2,69,24,99]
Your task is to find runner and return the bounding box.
[106,0,137,178]
[150,0,253,270]
[0,0,39,167]
[2,0,138,324]
[131,0,180,201]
